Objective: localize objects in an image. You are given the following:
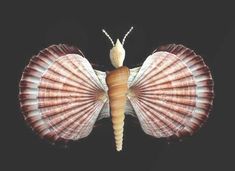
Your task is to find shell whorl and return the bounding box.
[106,66,130,151]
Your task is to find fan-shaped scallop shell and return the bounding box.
[19,44,108,141]
[127,44,214,138]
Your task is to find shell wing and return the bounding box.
[123,67,141,117]
[128,44,214,138]
[19,44,108,141]
[94,69,110,120]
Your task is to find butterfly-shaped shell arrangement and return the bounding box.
[19,27,214,151]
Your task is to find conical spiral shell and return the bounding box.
[106,66,130,151]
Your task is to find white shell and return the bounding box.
[109,39,125,68]
[19,44,108,141]
[127,44,214,138]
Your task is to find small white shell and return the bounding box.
[110,39,125,68]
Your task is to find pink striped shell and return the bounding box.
[127,44,214,138]
[19,44,108,141]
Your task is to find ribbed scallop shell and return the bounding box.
[128,44,214,138]
[19,44,108,141]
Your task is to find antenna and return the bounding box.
[102,29,114,46]
[122,26,134,46]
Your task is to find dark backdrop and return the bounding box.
[2,1,234,171]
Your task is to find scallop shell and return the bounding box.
[127,44,214,138]
[19,44,108,141]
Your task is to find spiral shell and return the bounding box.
[19,44,108,141]
[106,66,130,151]
[128,44,214,138]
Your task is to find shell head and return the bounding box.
[110,39,125,68]
[102,27,134,68]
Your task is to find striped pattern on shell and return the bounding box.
[128,44,214,138]
[19,44,107,141]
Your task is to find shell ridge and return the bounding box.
[131,53,168,87]
[135,53,180,87]
[136,99,177,137]
[41,56,98,89]
[67,55,104,90]
[58,102,102,140]
[131,98,162,137]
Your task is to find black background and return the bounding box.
[2,1,234,171]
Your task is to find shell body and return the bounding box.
[106,66,130,151]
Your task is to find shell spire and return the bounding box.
[106,67,130,151]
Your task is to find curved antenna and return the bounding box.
[102,29,114,46]
[122,26,134,46]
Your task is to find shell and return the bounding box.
[106,66,130,151]
[19,44,108,141]
[128,44,214,138]
[109,39,125,68]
